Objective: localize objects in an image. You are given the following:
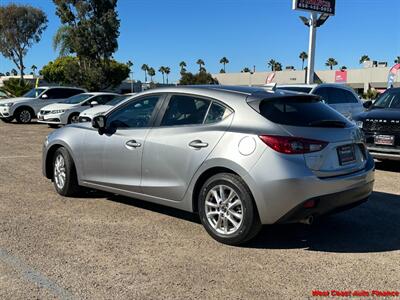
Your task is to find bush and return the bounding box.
[1,78,33,97]
[362,89,379,100]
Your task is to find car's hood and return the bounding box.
[80,105,112,116]
[0,97,33,105]
[41,103,77,111]
[354,108,400,121]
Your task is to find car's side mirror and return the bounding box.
[92,115,106,135]
[90,100,99,107]
[41,94,48,99]
[363,100,373,109]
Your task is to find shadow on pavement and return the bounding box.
[374,160,400,172]
[246,191,400,253]
[86,189,400,253]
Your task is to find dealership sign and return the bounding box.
[335,70,347,83]
[293,0,336,16]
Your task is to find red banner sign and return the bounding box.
[335,70,347,83]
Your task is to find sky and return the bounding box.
[0,0,399,83]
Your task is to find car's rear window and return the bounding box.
[258,96,349,127]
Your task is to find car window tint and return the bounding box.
[325,88,351,104]
[341,89,359,103]
[312,87,329,102]
[91,95,115,105]
[45,88,82,99]
[205,102,232,124]
[258,96,349,127]
[161,95,211,126]
[107,96,159,128]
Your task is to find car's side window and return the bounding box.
[325,88,351,104]
[160,95,211,126]
[205,102,232,124]
[341,90,359,104]
[43,88,82,99]
[106,96,160,129]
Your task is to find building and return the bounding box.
[213,63,400,94]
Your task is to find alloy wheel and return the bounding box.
[205,185,243,235]
[20,110,31,123]
[54,154,66,190]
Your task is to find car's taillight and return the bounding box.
[259,135,328,154]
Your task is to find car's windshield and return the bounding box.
[372,90,400,109]
[108,95,129,106]
[63,94,93,104]
[23,88,46,98]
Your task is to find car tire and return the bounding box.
[0,117,14,123]
[15,108,33,123]
[198,173,261,245]
[68,113,80,124]
[52,147,82,197]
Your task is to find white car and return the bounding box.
[37,92,119,127]
[78,93,136,123]
[0,86,85,123]
[277,84,364,119]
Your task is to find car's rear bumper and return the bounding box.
[246,151,375,224]
[276,181,372,224]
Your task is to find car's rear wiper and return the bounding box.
[309,120,347,128]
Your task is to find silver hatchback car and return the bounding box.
[42,86,375,245]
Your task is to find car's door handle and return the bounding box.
[125,140,141,148]
[189,140,209,149]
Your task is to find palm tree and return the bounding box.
[219,57,229,72]
[241,67,251,73]
[179,61,187,74]
[158,66,166,84]
[147,67,155,82]
[359,55,370,64]
[31,65,37,76]
[274,62,282,71]
[165,67,171,84]
[395,56,400,64]
[196,59,205,72]
[299,52,308,70]
[219,69,225,73]
[268,59,276,71]
[325,58,338,70]
[11,69,17,76]
[341,66,347,70]
[141,64,149,82]
[5,72,10,76]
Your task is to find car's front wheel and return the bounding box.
[198,173,261,245]
[68,113,80,124]
[15,108,33,123]
[53,147,82,197]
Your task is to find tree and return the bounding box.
[359,55,370,64]
[274,62,282,71]
[1,78,33,96]
[325,58,338,70]
[11,69,18,76]
[179,61,187,74]
[179,72,218,85]
[41,56,130,91]
[165,67,171,84]
[51,0,123,89]
[141,64,149,82]
[395,56,400,64]
[0,4,48,81]
[268,59,276,71]
[299,52,308,70]
[241,67,251,73]
[31,65,37,76]
[219,69,225,73]
[5,72,10,76]
[196,59,205,72]
[219,57,229,72]
[158,66,166,84]
[340,66,347,70]
[147,67,155,82]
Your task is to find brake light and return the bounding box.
[259,135,328,154]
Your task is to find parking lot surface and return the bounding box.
[0,121,399,299]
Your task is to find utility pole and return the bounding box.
[307,13,317,84]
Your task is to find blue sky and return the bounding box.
[0,0,399,83]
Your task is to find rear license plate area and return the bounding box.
[374,135,395,146]
[337,144,356,165]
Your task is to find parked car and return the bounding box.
[42,86,374,245]
[353,87,400,161]
[277,84,364,119]
[0,86,86,123]
[78,93,136,123]
[37,92,119,127]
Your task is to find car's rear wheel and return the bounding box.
[53,147,82,197]
[15,108,32,123]
[68,113,80,124]
[198,173,261,245]
[0,117,14,123]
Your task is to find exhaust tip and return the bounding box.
[299,215,314,225]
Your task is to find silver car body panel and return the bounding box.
[43,86,374,224]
